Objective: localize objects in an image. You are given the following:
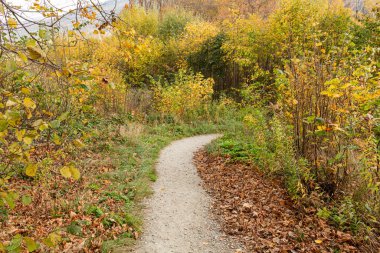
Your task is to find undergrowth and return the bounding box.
[206,107,376,243]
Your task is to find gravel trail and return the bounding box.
[134,134,238,253]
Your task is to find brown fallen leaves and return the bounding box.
[194,151,359,253]
[0,150,137,252]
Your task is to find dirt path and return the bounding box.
[133,135,240,253]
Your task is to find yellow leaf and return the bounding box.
[32,119,43,128]
[7,18,17,28]
[23,97,36,109]
[21,87,31,95]
[55,70,62,78]
[73,139,85,148]
[68,30,76,37]
[60,166,71,178]
[42,232,61,247]
[317,125,326,131]
[52,133,61,145]
[18,52,28,63]
[73,21,80,29]
[27,46,44,60]
[26,39,36,47]
[23,136,33,145]
[315,239,323,244]
[25,164,38,177]
[24,237,39,252]
[38,122,49,131]
[15,129,25,141]
[69,166,80,180]
[0,4,5,15]
[27,110,32,119]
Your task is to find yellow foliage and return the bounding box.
[178,21,220,62]
[154,71,214,120]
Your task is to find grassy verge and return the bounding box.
[0,111,243,252]
[94,119,238,252]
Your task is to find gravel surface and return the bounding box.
[133,135,240,253]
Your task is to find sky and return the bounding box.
[3,0,127,33]
[6,0,109,9]
[4,0,115,19]
[4,0,126,23]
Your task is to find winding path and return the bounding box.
[134,135,238,253]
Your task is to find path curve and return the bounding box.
[134,134,237,253]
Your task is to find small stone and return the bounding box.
[242,203,253,212]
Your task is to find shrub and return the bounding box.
[153,70,214,122]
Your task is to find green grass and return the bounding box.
[96,119,237,252]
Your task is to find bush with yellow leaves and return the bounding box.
[153,70,214,122]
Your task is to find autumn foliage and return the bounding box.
[0,0,379,251]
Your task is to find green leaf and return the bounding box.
[67,223,82,236]
[42,233,61,248]
[38,29,47,39]
[6,234,22,252]
[21,195,32,205]
[5,110,21,126]
[8,192,19,201]
[49,120,60,129]
[24,237,39,252]
[25,164,38,177]
[58,112,69,122]
[0,120,8,132]
[5,60,17,72]
[6,235,22,252]
[4,193,16,209]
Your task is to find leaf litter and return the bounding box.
[194,151,359,253]
[0,147,138,252]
